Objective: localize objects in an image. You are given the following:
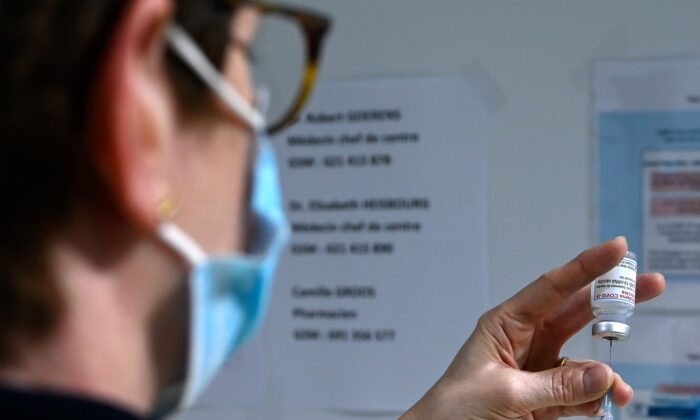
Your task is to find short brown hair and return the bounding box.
[0,0,237,362]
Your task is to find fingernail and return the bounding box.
[583,366,610,395]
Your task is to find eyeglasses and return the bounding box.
[168,1,331,134]
[242,1,332,134]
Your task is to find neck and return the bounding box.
[0,216,187,416]
[0,246,155,415]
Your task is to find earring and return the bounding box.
[157,195,177,221]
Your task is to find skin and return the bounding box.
[0,0,258,415]
[0,1,666,418]
[401,237,665,419]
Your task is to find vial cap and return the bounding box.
[592,321,630,341]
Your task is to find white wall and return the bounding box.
[176,1,700,419]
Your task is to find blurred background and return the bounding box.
[176,1,700,419]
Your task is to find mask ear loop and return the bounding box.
[162,24,269,265]
[165,24,266,132]
[157,223,208,266]
[248,84,271,187]
[255,85,271,119]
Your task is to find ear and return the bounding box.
[88,0,175,230]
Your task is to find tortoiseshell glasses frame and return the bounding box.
[240,1,332,134]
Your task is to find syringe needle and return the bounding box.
[601,338,614,419]
[601,396,614,420]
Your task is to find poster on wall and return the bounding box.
[595,58,700,311]
[643,150,700,276]
[266,76,490,411]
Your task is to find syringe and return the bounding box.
[600,338,614,420]
[590,251,638,420]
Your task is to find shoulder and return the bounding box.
[0,385,149,420]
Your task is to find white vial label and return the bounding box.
[592,256,637,304]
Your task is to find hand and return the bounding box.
[401,237,665,419]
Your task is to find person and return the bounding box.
[0,1,665,419]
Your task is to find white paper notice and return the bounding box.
[266,77,489,411]
[643,150,700,276]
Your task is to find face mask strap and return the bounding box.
[165,24,266,132]
[157,222,208,266]
[255,85,271,117]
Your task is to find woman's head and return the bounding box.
[0,0,250,375]
[0,1,329,412]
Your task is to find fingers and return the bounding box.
[612,372,634,407]
[542,272,666,347]
[559,361,634,406]
[555,399,602,417]
[517,360,613,410]
[504,237,628,322]
[524,360,634,418]
[555,373,634,417]
[636,272,667,303]
[520,273,664,372]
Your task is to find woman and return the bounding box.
[0,0,665,418]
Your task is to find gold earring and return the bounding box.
[156,196,177,220]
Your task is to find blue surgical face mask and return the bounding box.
[155,25,289,413]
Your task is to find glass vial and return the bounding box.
[590,251,637,340]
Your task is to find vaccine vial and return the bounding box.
[590,251,637,340]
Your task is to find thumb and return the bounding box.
[521,362,613,409]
